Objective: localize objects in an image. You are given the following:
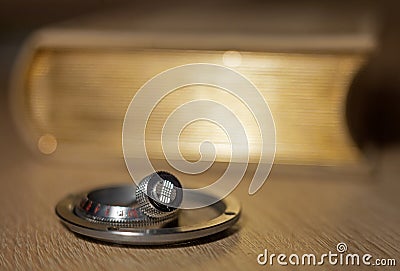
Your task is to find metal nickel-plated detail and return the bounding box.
[136,171,183,219]
[74,197,177,226]
[74,183,178,226]
[55,184,241,245]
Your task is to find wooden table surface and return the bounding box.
[0,149,399,271]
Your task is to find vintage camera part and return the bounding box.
[75,172,182,225]
[74,186,176,226]
[136,171,183,218]
[56,184,240,245]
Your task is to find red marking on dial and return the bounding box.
[85,201,92,211]
[94,204,101,214]
[128,209,138,218]
[105,207,110,216]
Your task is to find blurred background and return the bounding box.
[1,0,400,174]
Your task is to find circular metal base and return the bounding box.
[56,184,241,245]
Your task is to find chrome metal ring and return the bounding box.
[74,186,174,225]
[75,172,183,226]
[56,184,241,245]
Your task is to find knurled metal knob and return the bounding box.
[136,171,183,219]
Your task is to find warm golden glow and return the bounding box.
[23,49,366,165]
[37,133,57,154]
[222,51,242,67]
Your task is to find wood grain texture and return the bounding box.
[0,156,399,271]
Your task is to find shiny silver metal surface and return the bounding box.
[55,184,241,245]
[74,185,177,226]
[136,171,183,219]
